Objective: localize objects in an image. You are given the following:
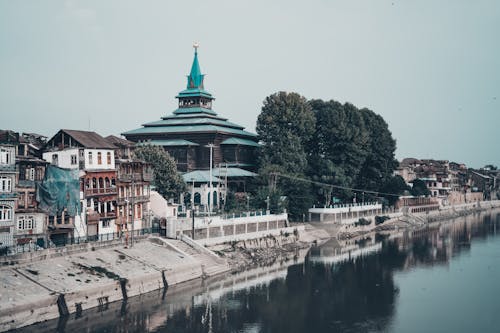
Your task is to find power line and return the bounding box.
[270,172,402,198]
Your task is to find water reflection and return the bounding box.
[15,210,500,333]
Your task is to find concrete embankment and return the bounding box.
[0,226,327,332]
[0,237,229,332]
[338,200,500,239]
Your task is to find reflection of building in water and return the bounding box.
[309,236,382,265]
[193,254,306,305]
[309,202,383,225]
[391,211,498,270]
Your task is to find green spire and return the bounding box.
[187,44,204,89]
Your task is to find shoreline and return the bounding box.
[336,200,500,240]
[0,227,327,332]
[2,201,497,332]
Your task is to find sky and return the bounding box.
[1,0,499,168]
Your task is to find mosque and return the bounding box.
[123,45,259,211]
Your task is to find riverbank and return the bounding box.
[337,200,500,240]
[0,227,327,332]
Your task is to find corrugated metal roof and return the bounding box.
[182,170,221,183]
[122,125,257,137]
[172,107,217,115]
[221,137,260,147]
[213,167,257,177]
[143,117,244,129]
[137,139,199,147]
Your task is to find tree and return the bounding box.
[308,100,398,205]
[133,145,186,199]
[410,178,430,196]
[380,175,409,206]
[355,108,398,194]
[308,100,369,203]
[256,92,316,220]
[257,92,316,174]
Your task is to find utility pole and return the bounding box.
[192,205,195,239]
[130,177,135,248]
[206,143,214,216]
[191,177,195,239]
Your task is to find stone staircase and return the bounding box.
[165,239,230,278]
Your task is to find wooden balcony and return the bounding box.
[86,211,117,223]
[84,187,117,197]
[143,172,153,182]
[117,173,133,182]
[116,195,149,205]
[117,172,146,182]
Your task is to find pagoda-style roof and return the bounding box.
[137,139,199,147]
[123,124,256,137]
[122,46,257,143]
[221,137,261,147]
[182,167,257,183]
[182,170,221,183]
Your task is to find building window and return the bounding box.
[88,152,93,165]
[17,215,35,230]
[71,154,77,165]
[102,220,110,228]
[0,205,12,221]
[0,148,12,165]
[0,177,12,192]
[97,152,102,165]
[107,152,111,165]
[52,154,58,166]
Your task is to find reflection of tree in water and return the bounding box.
[162,245,404,333]
[161,213,500,333]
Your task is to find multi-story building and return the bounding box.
[0,132,18,250]
[15,151,48,248]
[42,129,118,240]
[115,159,153,234]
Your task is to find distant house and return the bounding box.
[0,131,18,249]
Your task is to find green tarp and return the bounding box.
[36,165,80,216]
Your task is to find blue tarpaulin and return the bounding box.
[36,165,80,216]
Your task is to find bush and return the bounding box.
[354,218,371,227]
[375,215,390,225]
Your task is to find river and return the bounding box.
[14,209,500,333]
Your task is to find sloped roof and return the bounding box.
[105,135,135,147]
[137,139,199,147]
[60,129,115,149]
[182,170,221,183]
[123,124,257,137]
[143,116,244,129]
[213,167,257,177]
[221,137,260,147]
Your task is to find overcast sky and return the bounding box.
[1,0,499,168]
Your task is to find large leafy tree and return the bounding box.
[257,92,316,174]
[355,108,399,198]
[308,100,369,203]
[133,145,186,199]
[410,178,430,196]
[256,92,316,219]
[380,175,409,206]
[308,99,398,205]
